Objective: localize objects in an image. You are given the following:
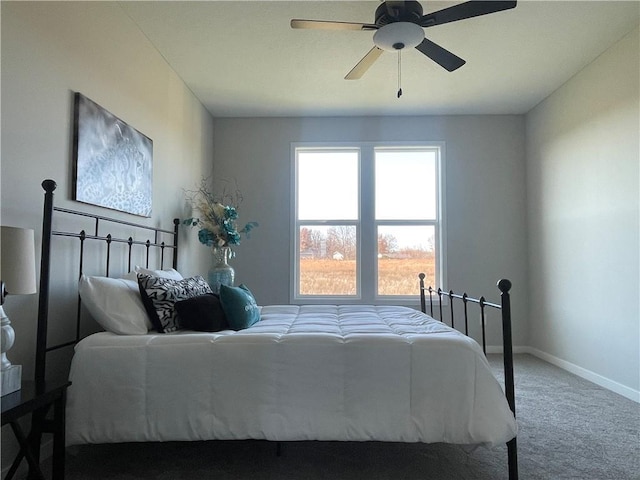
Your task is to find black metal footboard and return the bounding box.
[418,273,518,480]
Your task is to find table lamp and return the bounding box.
[1,226,37,396]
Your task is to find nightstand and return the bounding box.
[1,380,71,480]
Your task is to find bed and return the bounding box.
[34,179,518,479]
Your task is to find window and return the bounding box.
[292,143,444,303]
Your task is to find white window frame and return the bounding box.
[291,142,446,305]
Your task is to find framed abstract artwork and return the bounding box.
[73,92,153,217]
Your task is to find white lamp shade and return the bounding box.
[1,226,37,295]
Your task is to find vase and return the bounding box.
[207,247,235,294]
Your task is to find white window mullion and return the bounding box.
[360,145,375,304]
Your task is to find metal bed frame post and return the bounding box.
[419,274,427,313]
[35,179,57,392]
[498,279,518,480]
[172,218,180,270]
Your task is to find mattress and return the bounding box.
[66,304,517,446]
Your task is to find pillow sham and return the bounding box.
[219,284,260,331]
[135,266,183,280]
[78,275,151,335]
[175,294,229,332]
[137,274,213,333]
[123,266,183,282]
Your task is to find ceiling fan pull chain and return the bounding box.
[397,50,403,98]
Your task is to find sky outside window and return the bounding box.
[297,150,358,220]
[375,149,437,221]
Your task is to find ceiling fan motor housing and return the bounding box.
[374,22,425,51]
[375,1,424,25]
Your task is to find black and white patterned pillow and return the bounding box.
[137,274,212,333]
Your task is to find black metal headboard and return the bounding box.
[35,179,179,390]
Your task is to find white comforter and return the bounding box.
[66,305,517,446]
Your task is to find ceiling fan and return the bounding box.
[291,0,517,88]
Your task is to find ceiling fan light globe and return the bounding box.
[373,22,424,52]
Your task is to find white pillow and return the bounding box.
[79,275,151,335]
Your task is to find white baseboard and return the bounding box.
[524,347,640,403]
[486,344,640,403]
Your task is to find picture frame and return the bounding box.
[73,92,153,217]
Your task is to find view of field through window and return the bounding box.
[377,225,436,295]
[298,225,437,296]
[296,146,440,298]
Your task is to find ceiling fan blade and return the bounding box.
[415,38,465,72]
[290,19,377,31]
[420,1,516,27]
[345,46,384,80]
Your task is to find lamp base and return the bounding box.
[1,364,22,396]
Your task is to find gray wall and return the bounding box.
[525,26,639,399]
[210,115,528,347]
[1,1,215,466]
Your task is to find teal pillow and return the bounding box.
[219,284,260,330]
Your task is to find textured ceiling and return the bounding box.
[120,1,640,117]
